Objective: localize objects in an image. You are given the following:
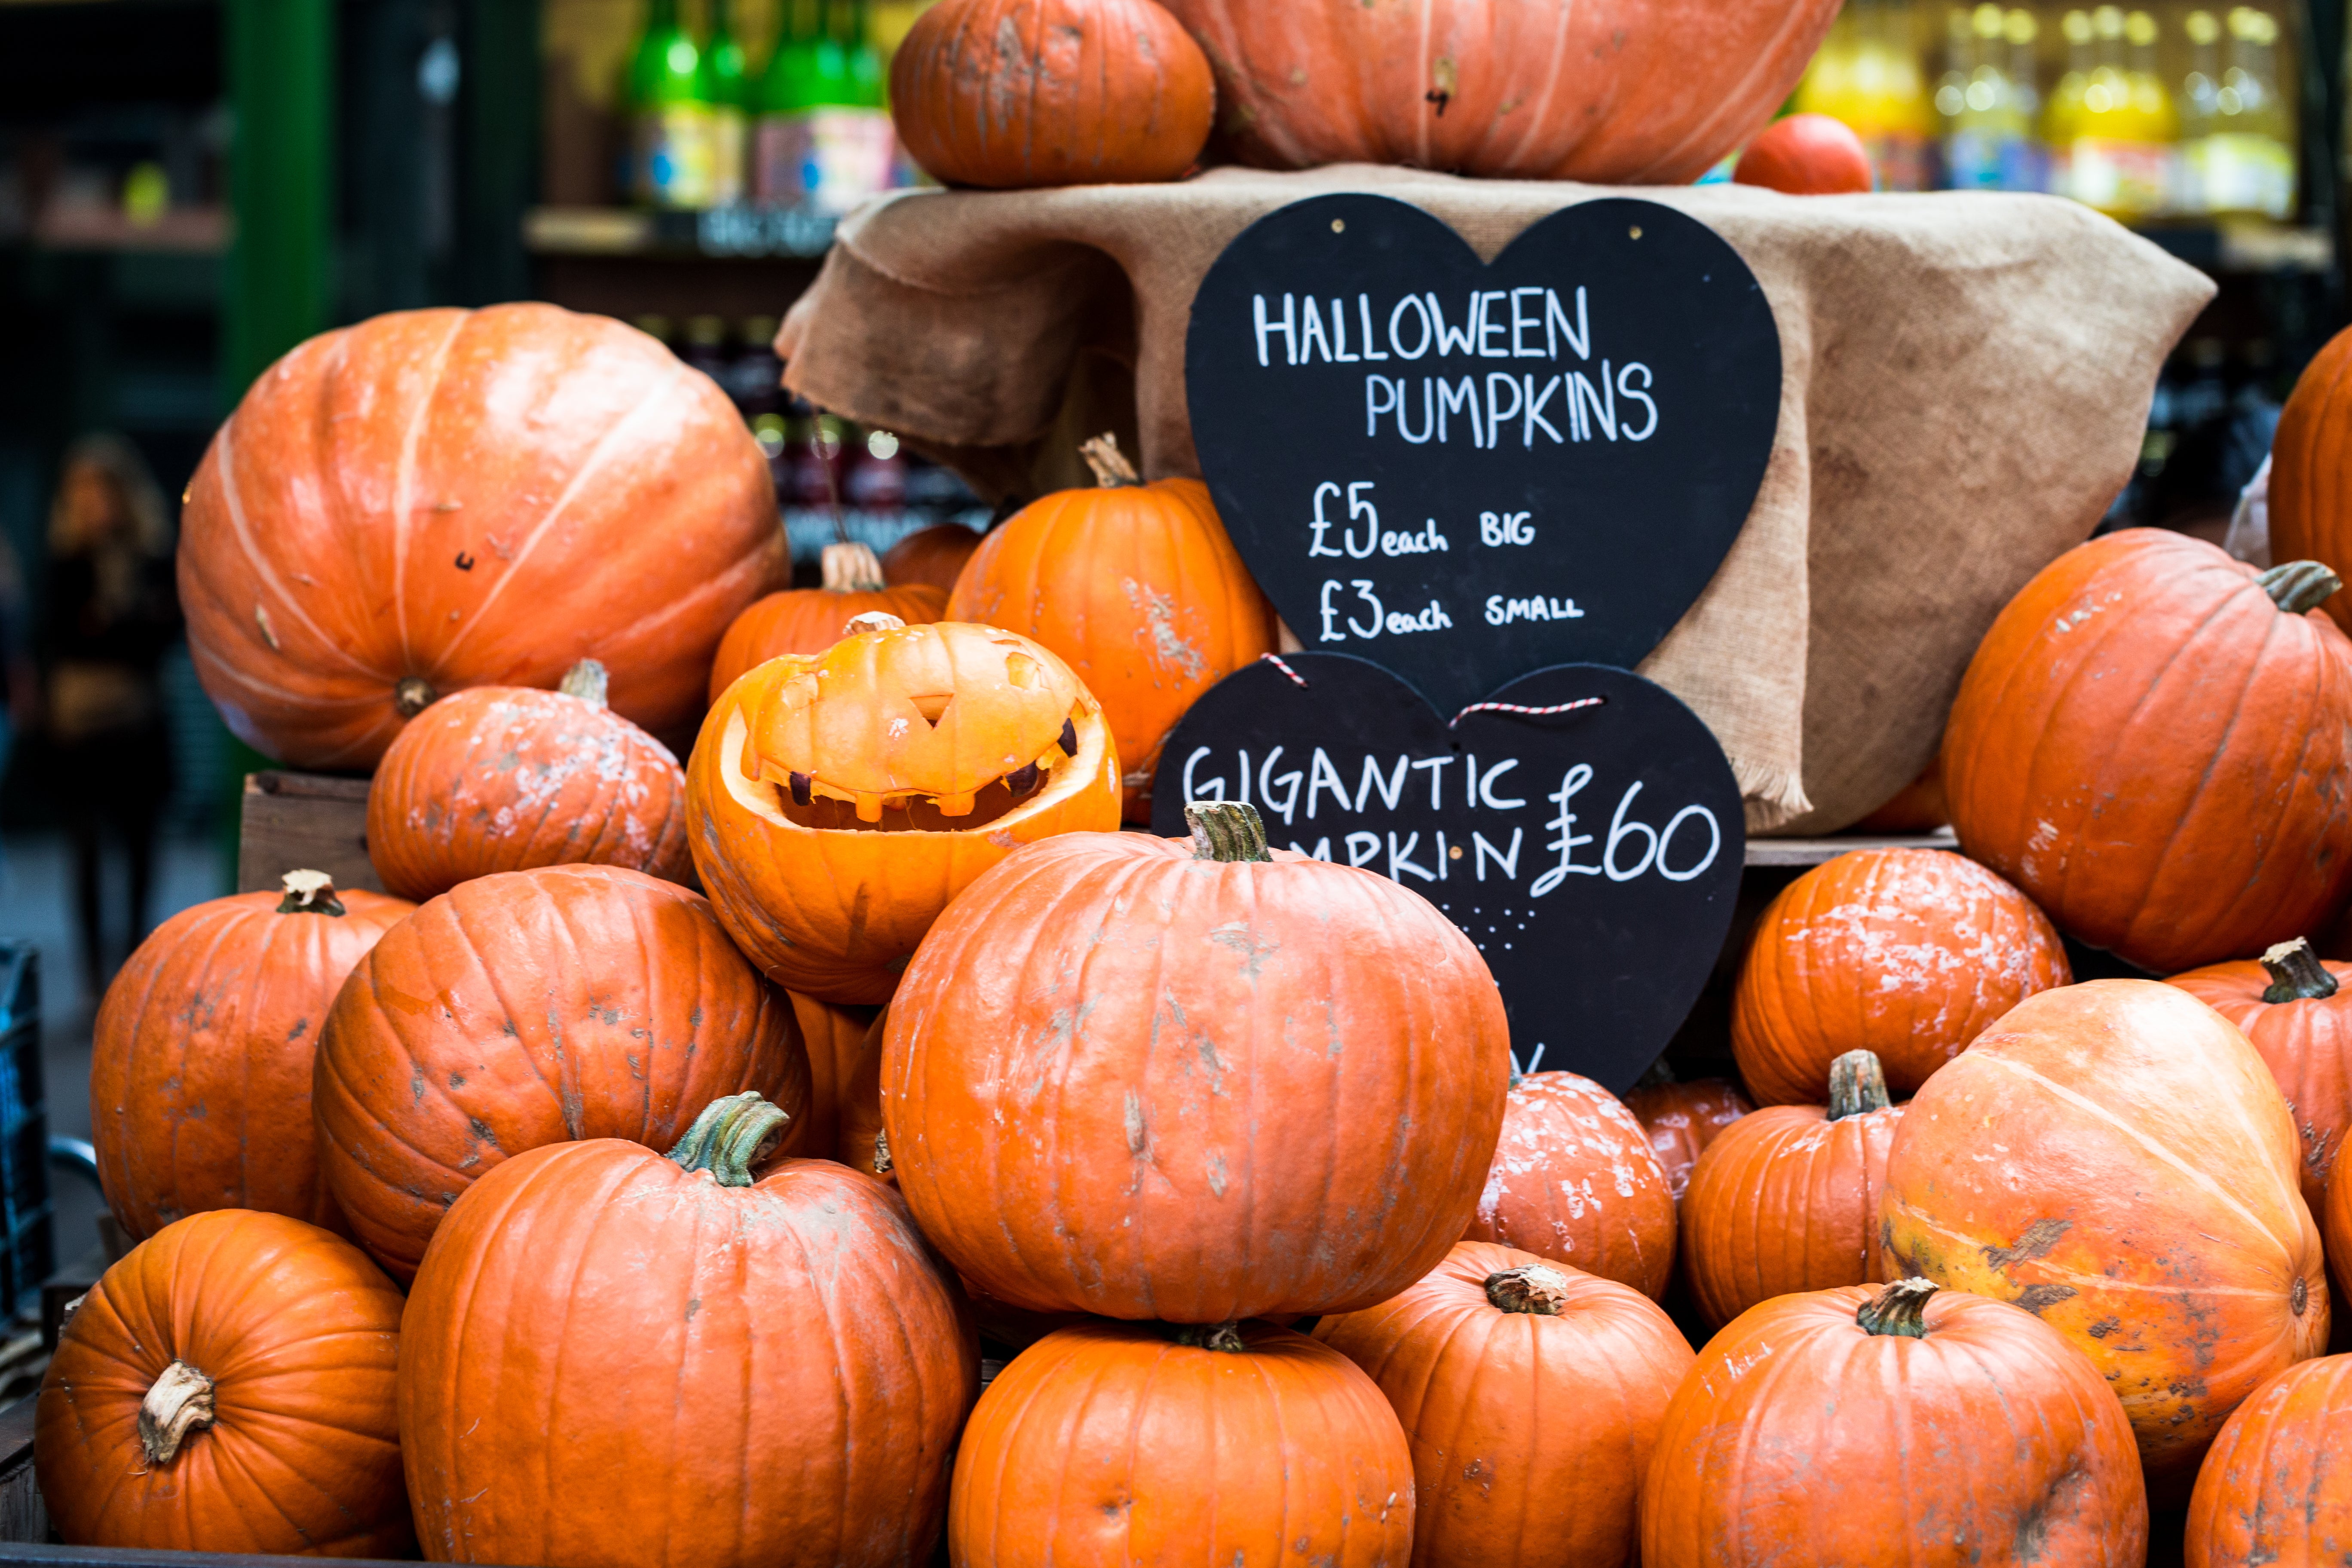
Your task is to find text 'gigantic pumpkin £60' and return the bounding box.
[686,615,1122,1003]
[883,800,1511,1324]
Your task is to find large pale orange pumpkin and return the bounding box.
[949,1320,1413,1568]
[949,435,1276,821]
[686,614,1122,1002]
[92,870,412,1241]
[707,542,946,702]
[1942,530,2352,973]
[400,1093,977,1568]
[1316,1242,1692,1568]
[178,303,784,770]
[1731,847,2070,1104]
[1464,1069,1677,1300]
[366,659,691,901]
[313,864,807,1281]
[1881,979,2328,1496]
[1623,1070,1752,1205]
[1160,0,1841,183]
[37,1210,410,1556]
[2170,937,2352,1214]
[886,801,1510,1323]
[2267,322,2352,632]
[2186,1354,2352,1568]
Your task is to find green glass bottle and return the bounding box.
[796,0,895,213]
[704,0,750,204]
[628,0,714,208]
[754,0,820,202]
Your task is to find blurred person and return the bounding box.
[40,435,180,1000]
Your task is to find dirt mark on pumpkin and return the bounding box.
[1983,1218,2072,1272]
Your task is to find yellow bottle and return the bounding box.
[2199,6,2297,217]
[1947,3,2034,187]
[1850,0,1934,190]
[2044,9,2094,191]
[2063,5,2174,216]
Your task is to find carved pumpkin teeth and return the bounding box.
[854,792,884,824]
[1060,719,1078,757]
[788,771,813,806]
[1004,762,1040,797]
[934,792,977,818]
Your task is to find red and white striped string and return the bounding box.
[1256,652,1605,727]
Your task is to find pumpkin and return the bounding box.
[1680,1049,1903,1329]
[686,613,1122,1002]
[948,1319,1413,1568]
[788,990,882,1158]
[313,864,807,1281]
[1942,530,2352,973]
[1316,1241,1692,1568]
[1730,847,2071,1105]
[707,542,947,703]
[2186,1354,2352,1568]
[1639,1278,2148,1567]
[1623,1069,1752,1205]
[1853,755,1949,833]
[1463,1069,1677,1300]
[948,434,1276,821]
[835,1006,893,1186]
[883,522,984,593]
[1159,0,1840,184]
[179,303,784,770]
[890,0,1214,189]
[2170,937,2352,1214]
[400,1093,977,1568]
[1880,979,2328,1496]
[92,870,412,1241]
[2266,322,2352,633]
[366,659,691,902]
[885,800,1510,1323]
[36,1210,410,1556]
[2331,1161,2352,1308]
[1733,112,1875,195]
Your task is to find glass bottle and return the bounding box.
[627,0,715,209]
[1851,0,1935,190]
[2201,6,2296,217]
[704,0,751,205]
[2061,5,2173,216]
[2179,8,2222,212]
[2044,8,2095,198]
[2005,8,2049,190]
[1947,3,2034,187]
[798,1,898,214]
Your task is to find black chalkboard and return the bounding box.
[1185,194,1782,718]
[1150,655,1745,1093]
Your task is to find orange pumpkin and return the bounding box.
[948,1320,1414,1568]
[400,1093,977,1568]
[1853,755,1949,832]
[787,990,882,1157]
[1680,1049,1903,1329]
[1640,1279,2148,1568]
[834,1006,893,1187]
[92,870,412,1241]
[2267,322,2352,633]
[2332,1161,2352,1310]
[1316,1241,1693,1568]
[366,659,691,902]
[883,522,984,593]
[886,801,1511,1323]
[1733,112,1875,195]
[1160,0,1840,183]
[1623,1070,1752,1205]
[313,864,808,1282]
[1464,1069,1677,1300]
[686,614,1122,1002]
[36,1210,409,1556]
[948,435,1276,821]
[1880,979,2328,1496]
[2170,937,2352,1214]
[1730,847,2071,1104]
[179,304,784,770]
[2187,1354,2352,1568]
[1943,530,2352,973]
[891,0,1214,189]
[707,542,947,703]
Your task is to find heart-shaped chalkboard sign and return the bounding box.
[1185,194,1782,717]
[1150,655,1745,1093]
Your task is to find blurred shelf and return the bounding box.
[525,204,837,260]
[2133,219,2333,275]
[17,205,227,256]
[1744,827,1957,867]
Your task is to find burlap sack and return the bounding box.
[777,163,2214,833]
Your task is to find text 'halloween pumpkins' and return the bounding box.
[884,800,1510,1324]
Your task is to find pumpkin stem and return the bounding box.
[1826,1050,1891,1121]
[2261,937,2340,1003]
[276,869,346,917]
[557,659,610,706]
[1079,432,1141,489]
[1185,800,1272,864]
[1856,1277,1939,1338]
[666,1092,790,1187]
[1485,1264,1572,1315]
[821,540,888,594]
[1170,1321,1246,1352]
[1633,1057,1676,1090]
[2260,560,2343,614]
[138,1360,216,1466]
[393,676,438,717]
[872,1128,893,1175]
[844,610,906,636]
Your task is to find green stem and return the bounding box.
[2262,937,2340,1003]
[276,869,345,916]
[1485,1265,1571,1315]
[1185,801,1271,863]
[558,659,610,707]
[1827,1050,1890,1121]
[667,1092,790,1187]
[1856,1277,1939,1338]
[2260,560,2343,615]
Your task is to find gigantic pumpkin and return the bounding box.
[686,614,1122,1002]
[2267,322,2352,632]
[1623,1069,1752,1204]
[366,659,691,902]
[1463,1069,1677,1300]
[400,1093,977,1568]
[707,542,946,702]
[36,1210,410,1556]
[948,1320,1413,1568]
[948,434,1276,820]
[1158,0,1841,183]
[2186,1354,2352,1568]
[1880,980,2328,1495]
[1942,530,2352,973]
[1731,847,2070,1104]
[885,800,1510,1323]
[2170,937,2352,1214]
[1316,1241,1692,1568]
[92,870,412,1240]
[179,303,784,769]
[313,864,807,1281]
[1680,1049,1903,1329]
[1639,1279,2148,1567]
[891,0,1215,189]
